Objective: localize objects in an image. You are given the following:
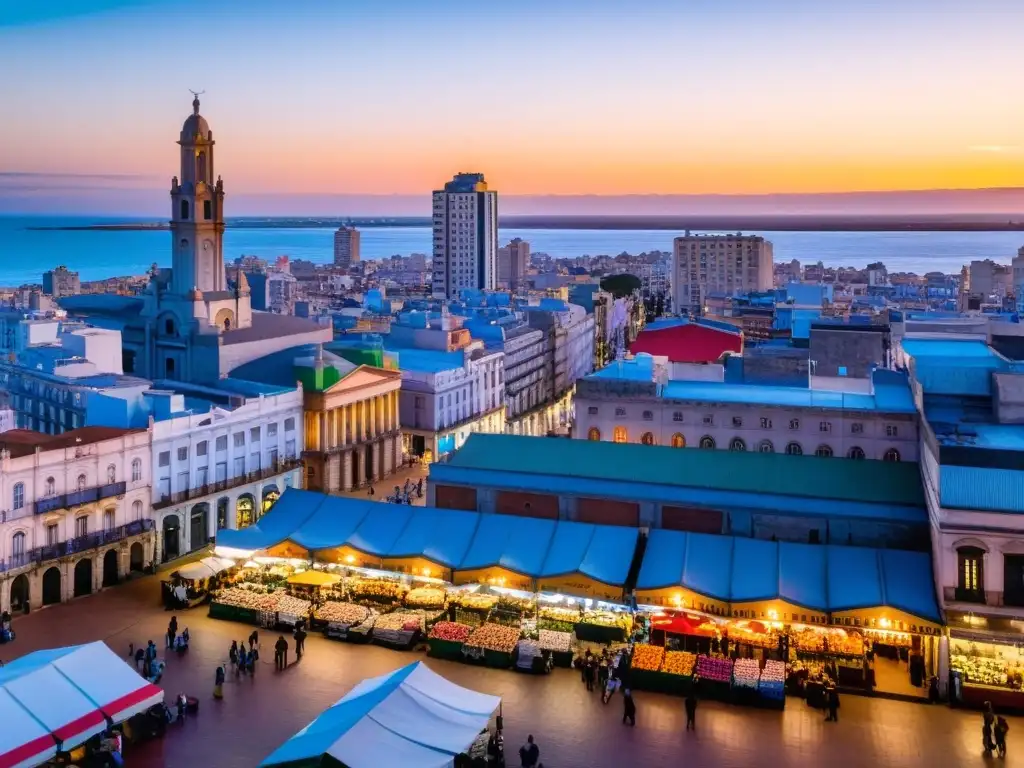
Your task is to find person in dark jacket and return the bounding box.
[983,702,996,753]
[825,685,840,722]
[294,626,307,659]
[248,630,259,651]
[214,665,225,699]
[167,616,178,648]
[584,657,596,692]
[685,690,698,731]
[622,688,636,726]
[518,735,539,767]
[275,635,289,670]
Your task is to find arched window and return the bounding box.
[107,464,116,483]
[786,442,803,456]
[77,474,87,491]
[883,448,901,462]
[641,432,656,446]
[587,427,601,441]
[758,440,774,453]
[131,459,142,482]
[847,446,866,460]
[12,483,24,510]
[699,436,716,449]
[729,438,746,452]
[196,151,207,184]
[103,508,115,531]
[180,200,189,220]
[45,476,55,496]
[613,426,628,443]
[12,531,26,565]
[815,445,833,458]
[131,500,143,521]
[957,546,985,601]
[165,318,175,336]
[671,433,685,448]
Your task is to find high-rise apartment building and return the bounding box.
[672,234,774,314]
[1013,246,1024,313]
[497,238,530,290]
[333,226,361,269]
[42,266,81,298]
[431,173,498,300]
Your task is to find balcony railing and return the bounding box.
[34,481,127,515]
[152,458,302,511]
[1,518,155,572]
[954,587,986,604]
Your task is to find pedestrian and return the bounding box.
[984,702,996,753]
[417,478,423,498]
[584,657,596,692]
[518,734,539,768]
[598,658,609,691]
[996,715,1009,758]
[622,688,636,727]
[825,684,840,723]
[295,626,307,659]
[249,646,259,675]
[368,486,375,499]
[579,650,591,683]
[213,665,225,700]
[176,693,186,723]
[127,642,135,662]
[229,640,238,670]
[167,615,178,648]
[249,629,259,651]
[685,690,698,731]
[275,635,289,670]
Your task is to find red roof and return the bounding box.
[630,323,742,363]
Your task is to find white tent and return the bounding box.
[261,661,500,768]
[0,641,164,768]
[177,556,236,581]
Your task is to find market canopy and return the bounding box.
[827,546,942,625]
[260,661,500,768]
[216,488,324,553]
[382,507,481,569]
[0,642,164,767]
[457,513,555,578]
[537,520,639,588]
[177,556,236,581]
[287,571,342,588]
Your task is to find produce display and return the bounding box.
[539,606,579,623]
[696,655,733,683]
[580,611,630,630]
[455,594,498,611]
[429,621,472,643]
[517,640,542,660]
[631,644,665,672]
[759,660,786,700]
[350,579,405,602]
[496,596,534,616]
[537,629,572,653]
[950,651,1024,689]
[792,629,864,657]
[405,587,446,609]
[276,595,312,620]
[375,613,423,633]
[315,602,369,627]
[732,658,761,689]
[662,651,696,677]
[214,587,279,611]
[465,623,521,653]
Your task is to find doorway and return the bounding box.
[162,515,180,561]
[42,567,62,605]
[190,504,208,552]
[351,450,360,489]
[10,574,29,614]
[102,549,119,587]
[74,558,93,597]
[129,542,145,572]
[365,443,374,483]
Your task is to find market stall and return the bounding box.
[374,506,480,583]
[451,514,553,593]
[949,632,1024,709]
[0,641,164,766]
[535,521,639,603]
[259,661,501,768]
[633,529,733,616]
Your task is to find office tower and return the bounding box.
[672,234,774,314]
[42,265,81,298]
[333,226,361,269]
[431,173,498,300]
[497,238,530,290]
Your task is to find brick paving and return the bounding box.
[3,578,1021,768]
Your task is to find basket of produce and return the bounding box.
[427,621,472,661]
[575,611,629,644]
[405,587,447,610]
[315,602,369,629]
[732,658,761,690]
[758,660,786,704]
[464,623,520,668]
[537,606,577,633]
[372,612,423,649]
[631,644,665,672]
[275,595,312,627]
[663,651,696,677]
[537,629,572,653]
[496,596,534,617]
[453,594,498,613]
[349,579,406,603]
[695,655,734,702]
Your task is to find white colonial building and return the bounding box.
[150,387,304,562]
[0,427,154,614]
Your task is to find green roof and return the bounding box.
[445,434,926,507]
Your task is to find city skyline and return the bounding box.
[2,0,1024,215]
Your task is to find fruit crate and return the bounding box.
[427,638,465,661]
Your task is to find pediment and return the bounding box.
[325,366,399,395]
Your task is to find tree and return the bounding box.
[600,273,642,298]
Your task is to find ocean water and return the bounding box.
[1,215,1022,287]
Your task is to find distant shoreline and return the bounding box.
[26,215,1024,232]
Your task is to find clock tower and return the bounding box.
[170,93,226,296]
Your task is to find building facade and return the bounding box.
[672,234,774,314]
[497,238,530,290]
[333,226,361,269]
[431,173,498,300]
[0,427,155,614]
[42,266,81,298]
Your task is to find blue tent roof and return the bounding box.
[289,497,380,553]
[458,514,555,576]
[878,549,942,623]
[778,542,827,610]
[538,521,638,587]
[826,546,884,611]
[215,488,323,551]
[730,538,779,603]
[384,507,481,568]
[683,533,734,601]
[635,528,687,591]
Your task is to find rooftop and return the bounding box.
[0,426,143,459]
[630,320,743,364]
[443,434,926,507]
[940,466,1024,514]
[661,375,915,413]
[221,312,329,346]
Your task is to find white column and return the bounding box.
[339,406,347,447]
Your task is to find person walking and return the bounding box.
[166,616,178,648]
[685,690,698,731]
[983,702,996,753]
[518,735,539,768]
[622,688,636,727]
[368,486,375,499]
[996,715,1009,758]
[249,630,259,652]
[213,665,225,700]
[275,635,289,670]
[294,625,307,659]
[584,657,596,692]
[825,684,840,723]
[229,640,238,671]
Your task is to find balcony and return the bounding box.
[1,518,155,572]
[152,458,302,510]
[953,587,986,604]
[34,481,127,515]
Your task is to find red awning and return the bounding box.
[649,613,719,637]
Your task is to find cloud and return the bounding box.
[968,145,1021,153]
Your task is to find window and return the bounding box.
[957,546,985,601]
[12,531,26,562]
[886,425,899,438]
[267,423,278,437]
[587,406,599,416]
[204,200,212,220]
[613,426,628,443]
[12,483,24,511]
[250,427,261,442]
[641,432,656,446]
[165,357,175,375]
[731,416,743,428]
[671,433,685,448]
[588,427,601,441]
[77,474,87,491]
[250,452,260,471]
[285,417,296,432]
[642,411,654,422]
[75,516,88,537]
[131,459,142,482]
[165,318,175,335]
[132,500,143,520]
[847,446,866,460]
[177,446,188,462]
[883,448,901,462]
[614,407,626,418]
[158,451,170,467]
[285,439,296,458]
[216,436,228,452]
[233,433,245,448]
[851,422,864,435]
[729,438,746,452]
[45,476,55,496]
[197,466,208,486]
[180,200,189,219]
[702,415,714,426]
[46,524,59,546]
[758,440,774,453]
[672,411,683,422]
[760,417,772,429]
[699,436,716,449]
[103,509,115,531]
[819,421,831,433]
[786,442,803,456]
[197,441,208,457]
[815,444,833,458]
[106,464,116,483]
[234,457,245,477]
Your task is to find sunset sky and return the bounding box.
[1,0,1023,214]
